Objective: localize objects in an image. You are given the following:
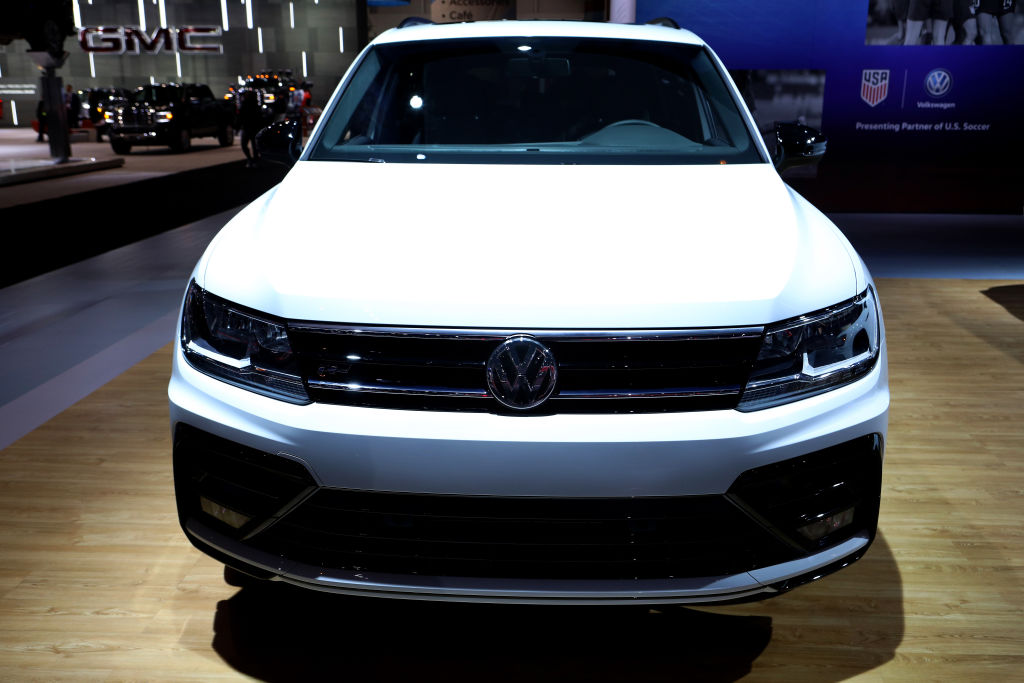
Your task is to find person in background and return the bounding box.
[237,89,263,168]
[65,85,81,128]
[977,0,1017,42]
[290,83,305,115]
[36,99,48,142]
[952,0,981,42]
[905,0,952,43]
[887,0,911,43]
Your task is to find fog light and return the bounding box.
[200,496,251,529]
[797,506,854,541]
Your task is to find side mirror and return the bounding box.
[255,119,301,167]
[772,122,826,173]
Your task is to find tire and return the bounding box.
[170,128,191,153]
[218,124,234,147]
[110,138,131,154]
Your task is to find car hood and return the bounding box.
[200,161,862,328]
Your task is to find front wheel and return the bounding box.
[110,138,131,154]
[218,124,234,147]
[170,128,192,153]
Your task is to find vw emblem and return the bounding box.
[924,69,952,98]
[485,336,558,410]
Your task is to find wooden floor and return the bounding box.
[0,278,1022,681]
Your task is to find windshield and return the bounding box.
[311,36,762,165]
[132,86,179,105]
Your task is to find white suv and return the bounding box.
[169,20,888,605]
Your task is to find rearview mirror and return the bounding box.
[772,122,826,173]
[255,119,301,167]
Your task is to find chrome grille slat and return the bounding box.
[307,379,490,398]
[554,386,742,399]
[306,381,740,400]
[289,323,762,341]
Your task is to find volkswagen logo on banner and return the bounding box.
[485,336,558,410]
[924,69,953,98]
[860,69,890,107]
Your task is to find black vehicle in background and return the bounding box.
[228,72,294,127]
[77,87,129,141]
[105,83,235,154]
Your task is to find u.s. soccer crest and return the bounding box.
[861,70,890,107]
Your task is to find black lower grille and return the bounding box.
[251,490,798,579]
[175,427,883,583]
[173,424,317,538]
[728,434,884,551]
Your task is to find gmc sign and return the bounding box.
[79,26,223,54]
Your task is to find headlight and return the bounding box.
[181,281,309,403]
[155,111,173,122]
[103,111,114,122]
[738,287,881,411]
[264,93,276,103]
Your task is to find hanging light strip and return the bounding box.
[221,0,229,30]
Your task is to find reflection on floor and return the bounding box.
[0,277,1021,680]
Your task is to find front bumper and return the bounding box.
[169,340,888,604]
[109,127,174,145]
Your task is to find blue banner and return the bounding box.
[637,0,1024,211]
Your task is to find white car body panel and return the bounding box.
[200,162,861,329]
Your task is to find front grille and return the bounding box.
[251,490,798,580]
[119,108,154,126]
[288,325,762,413]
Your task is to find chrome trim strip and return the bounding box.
[307,379,490,398]
[554,386,741,399]
[307,380,740,400]
[185,340,251,370]
[289,324,763,341]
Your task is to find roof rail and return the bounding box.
[397,17,434,28]
[645,17,680,29]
